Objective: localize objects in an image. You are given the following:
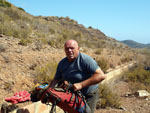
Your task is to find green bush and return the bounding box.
[94,48,103,55]
[18,7,25,12]
[96,57,109,73]
[49,28,55,34]
[98,84,121,108]
[18,38,32,46]
[34,40,43,51]
[128,82,147,92]
[124,66,150,92]
[48,39,55,47]
[34,62,58,83]
[0,16,31,39]
[120,55,131,64]
[126,67,150,84]
[73,32,82,38]
[13,29,30,39]
[5,8,20,20]
[0,1,11,7]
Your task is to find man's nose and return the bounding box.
[68,48,72,52]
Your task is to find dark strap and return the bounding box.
[50,100,56,113]
[70,93,75,102]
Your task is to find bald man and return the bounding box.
[50,40,106,113]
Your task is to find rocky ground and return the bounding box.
[0,35,150,113]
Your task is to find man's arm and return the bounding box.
[73,67,106,91]
[49,79,59,88]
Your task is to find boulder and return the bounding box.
[135,90,150,98]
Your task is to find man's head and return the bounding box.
[64,40,80,62]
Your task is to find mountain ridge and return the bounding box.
[121,40,150,48]
[0,1,128,50]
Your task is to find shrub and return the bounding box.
[34,62,58,83]
[126,67,150,84]
[0,17,31,39]
[73,32,82,38]
[18,7,25,12]
[124,66,150,92]
[34,41,43,51]
[18,38,32,46]
[120,55,130,64]
[49,28,55,34]
[48,39,55,47]
[0,1,11,7]
[97,84,121,108]
[96,57,109,73]
[128,82,147,92]
[13,29,30,39]
[5,8,20,20]
[94,48,103,55]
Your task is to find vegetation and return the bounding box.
[122,49,150,92]
[0,2,130,50]
[123,67,150,92]
[34,62,58,83]
[18,38,32,46]
[96,57,109,73]
[0,0,11,7]
[120,55,131,64]
[98,84,121,108]
[94,48,103,55]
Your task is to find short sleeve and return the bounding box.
[81,54,99,75]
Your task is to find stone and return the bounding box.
[135,90,150,98]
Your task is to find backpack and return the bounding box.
[41,82,91,113]
[30,82,49,102]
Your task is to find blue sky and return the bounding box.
[7,0,150,44]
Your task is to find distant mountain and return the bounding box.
[121,40,150,48]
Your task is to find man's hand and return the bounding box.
[73,83,83,92]
[58,81,69,90]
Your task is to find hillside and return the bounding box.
[121,40,150,48]
[0,2,138,70]
[0,1,129,50]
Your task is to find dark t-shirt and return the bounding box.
[54,52,99,95]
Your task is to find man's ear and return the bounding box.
[78,47,80,50]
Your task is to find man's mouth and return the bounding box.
[69,54,73,57]
[68,53,74,57]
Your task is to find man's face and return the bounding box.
[64,41,79,62]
